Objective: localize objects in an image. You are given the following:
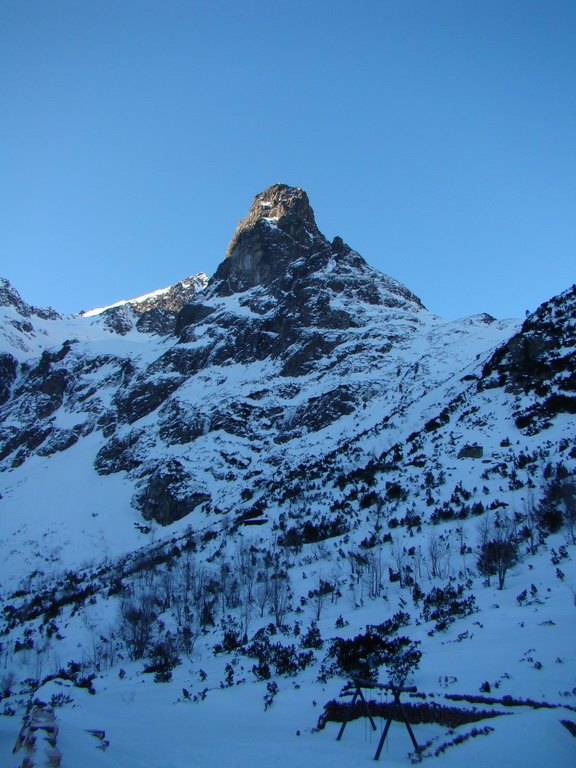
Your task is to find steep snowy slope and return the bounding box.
[0,186,518,583]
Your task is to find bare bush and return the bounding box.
[364,549,385,599]
[118,592,158,660]
[308,574,335,621]
[477,514,518,590]
[253,574,272,618]
[270,570,290,627]
[426,532,451,580]
[0,671,15,698]
[347,548,367,606]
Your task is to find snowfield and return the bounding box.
[0,532,574,767]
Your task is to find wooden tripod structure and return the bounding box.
[336,674,421,761]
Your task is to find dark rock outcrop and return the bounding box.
[131,459,210,526]
[98,274,209,336]
[37,427,82,457]
[0,278,61,320]
[203,184,423,307]
[101,306,135,336]
[457,444,484,459]
[158,399,209,445]
[0,353,18,405]
[113,377,185,425]
[277,386,357,442]
[211,184,324,294]
[94,428,147,475]
[479,284,576,433]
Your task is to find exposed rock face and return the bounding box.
[131,275,209,314]
[175,184,426,384]
[131,459,210,526]
[94,428,147,475]
[97,274,209,336]
[113,376,185,425]
[457,444,484,459]
[0,278,61,321]
[275,385,356,443]
[212,185,324,293]
[209,184,423,306]
[479,283,576,433]
[0,353,18,405]
[100,306,135,336]
[481,285,576,391]
[0,278,64,358]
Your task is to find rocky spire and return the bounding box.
[211,184,329,294]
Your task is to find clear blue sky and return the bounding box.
[1,0,574,319]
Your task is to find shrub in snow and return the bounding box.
[477,538,518,590]
[421,584,477,632]
[0,672,15,698]
[213,615,243,654]
[118,593,158,660]
[220,663,235,688]
[476,514,518,590]
[49,692,74,708]
[516,589,528,605]
[322,612,420,684]
[538,473,576,541]
[300,622,323,650]
[242,629,315,679]
[411,583,424,604]
[41,661,96,694]
[384,480,407,502]
[144,633,181,683]
[263,680,278,710]
[279,514,350,547]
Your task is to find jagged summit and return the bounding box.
[211,184,327,294]
[176,185,425,346]
[226,184,320,250]
[206,184,424,314]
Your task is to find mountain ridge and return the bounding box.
[0,183,553,559]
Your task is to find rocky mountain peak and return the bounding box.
[210,184,328,294]
[0,277,60,320]
[176,184,425,339]
[228,183,320,242]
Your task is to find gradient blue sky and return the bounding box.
[1,0,574,320]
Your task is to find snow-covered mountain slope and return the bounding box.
[0,185,574,767]
[0,185,521,577]
[0,273,208,363]
[80,273,209,335]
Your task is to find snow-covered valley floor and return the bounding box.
[1,532,574,768]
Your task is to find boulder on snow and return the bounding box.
[457,444,484,459]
